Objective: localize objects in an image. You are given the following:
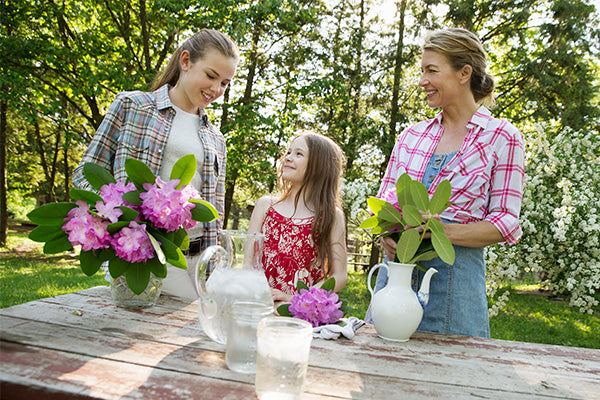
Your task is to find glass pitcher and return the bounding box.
[194,230,274,344]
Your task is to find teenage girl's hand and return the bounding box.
[381,236,397,261]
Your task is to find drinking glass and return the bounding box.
[255,317,313,400]
[226,301,273,373]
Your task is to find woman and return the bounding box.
[73,29,239,253]
[248,132,348,305]
[368,28,525,338]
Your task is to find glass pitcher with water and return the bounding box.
[194,230,274,344]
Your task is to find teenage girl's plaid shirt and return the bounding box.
[72,84,226,249]
[378,106,525,244]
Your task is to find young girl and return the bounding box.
[72,29,239,253]
[248,132,348,304]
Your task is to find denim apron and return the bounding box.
[366,151,491,338]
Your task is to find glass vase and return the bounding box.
[110,273,163,309]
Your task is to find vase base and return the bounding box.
[378,334,410,342]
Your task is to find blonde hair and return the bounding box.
[277,132,345,277]
[151,29,239,91]
[423,28,495,107]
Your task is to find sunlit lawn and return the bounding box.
[2,222,599,349]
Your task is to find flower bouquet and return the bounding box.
[26,154,218,295]
[359,173,456,268]
[276,277,343,327]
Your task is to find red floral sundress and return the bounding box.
[261,206,323,296]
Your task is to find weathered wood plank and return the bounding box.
[2,287,599,400]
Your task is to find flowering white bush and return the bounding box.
[487,122,600,315]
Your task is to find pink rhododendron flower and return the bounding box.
[289,286,344,327]
[96,181,137,223]
[111,221,155,263]
[139,177,199,232]
[62,200,111,251]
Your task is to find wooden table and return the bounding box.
[1,287,598,399]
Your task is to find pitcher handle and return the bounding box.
[367,262,389,296]
[192,245,229,298]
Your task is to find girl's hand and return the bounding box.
[271,288,292,303]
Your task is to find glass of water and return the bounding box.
[226,301,273,373]
[255,316,313,400]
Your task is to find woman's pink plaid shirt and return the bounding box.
[377,106,525,244]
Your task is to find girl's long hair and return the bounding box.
[277,132,345,277]
[151,29,239,91]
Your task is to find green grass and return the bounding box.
[2,221,599,349]
[0,223,108,308]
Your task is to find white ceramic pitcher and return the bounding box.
[367,262,437,341]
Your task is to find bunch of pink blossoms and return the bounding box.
[289,286,344,327]
[62,201,112,252]
[96,181,137,223]
[139,177,200,232]
[112,221,155,263]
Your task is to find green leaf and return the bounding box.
[411,249,438,263]
[107,221,129,233]
[148,258,168,278]
[395,228,420,263]
[371,220,398,235]
[146,232,166,265]
[83,163,116,191]
[69,188,102,206]
[122,190,142,205]
[125,264,151,295]
[395,173,413,195]
[378,202,403,225]
[401,204,423,227]
[173,228,189,249]
[124,158,156,190]
[366,197,388,214]
[43,235,73,254]
[321,277,336,291]
[170,154,196,189]
[358,214,379,229]
[117,206,139,221]
[27,202,76,226]
[429,180,452,214]
[108,257,129,279]
[79,250,104,276]
[277,303,292,317]
[189,199,219,222]
[297,280,309,291]
[397,187,413,209]
[410,181,430,211]
[148,230,186,268]
[28,225,67,243]
[429,219,455,265]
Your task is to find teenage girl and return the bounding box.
[73,28,239,253]
[248,132,348,304]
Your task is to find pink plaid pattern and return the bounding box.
[378,107,525,244]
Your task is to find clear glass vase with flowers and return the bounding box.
[27,155,218,307]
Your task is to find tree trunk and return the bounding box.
[381,0,407,178]
[0,94,7,246]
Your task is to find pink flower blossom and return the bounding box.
[111,221,155,263]
[96,181,137,223]
[139,177,199,232]
[289,286,343,327]
[62,200,111,251]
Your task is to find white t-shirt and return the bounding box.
[159,104,205,239]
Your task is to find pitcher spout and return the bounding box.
[416,267,438,308]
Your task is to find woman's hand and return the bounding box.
[381,236,397,261]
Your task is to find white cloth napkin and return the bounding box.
[313,317,365,340]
